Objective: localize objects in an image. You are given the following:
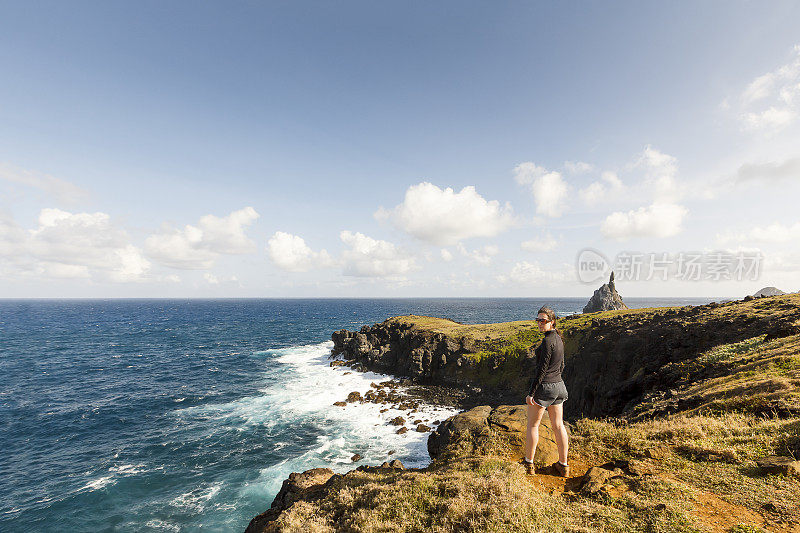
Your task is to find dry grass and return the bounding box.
[571,412,800,528]
[270,456,705,533]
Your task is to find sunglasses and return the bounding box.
[536,318,550,323]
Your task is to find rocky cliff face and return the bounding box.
[583,272,628,313]
[331,320,484,384]
[563,297,800,419]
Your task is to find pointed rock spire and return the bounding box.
[583,272,628,313]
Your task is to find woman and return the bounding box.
[522,305,569,477]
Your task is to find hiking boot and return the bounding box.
[519,458,535,475]
[552,461,570,477]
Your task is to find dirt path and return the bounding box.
[512,456,790,533]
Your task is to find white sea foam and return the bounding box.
[170,481,224,512]
[144,519,181,532]
[81,475,115,491]
[177,340,460,499]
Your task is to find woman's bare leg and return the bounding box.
[547,402,569,464]
[525,401,547,461]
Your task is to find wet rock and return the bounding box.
[416,424,431,432]
[351,453,362,462]
[390,416,405,426]
[396,427,408,434]
[346,391,362,403]
[333,401,347,407]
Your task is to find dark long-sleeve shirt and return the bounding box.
[527,329,565,396]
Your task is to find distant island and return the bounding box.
[247,292,800,532]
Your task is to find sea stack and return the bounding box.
[583,272,628,313]
[752,287,786,298]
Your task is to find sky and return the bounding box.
[1,1,800,298]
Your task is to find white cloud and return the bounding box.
[267,231,334,272]
[340,230,416,278]
[600,202,688,240]
[736,44,800,132]
[456,243,499,265]
[375,182,515,245]
[440,248,453,262]
[564,161,595,175]
[0,208,150,282]
[0,163,88,204]
[496,261,574,286]
[145,207,259,269]
[633,145,682,202]
[735,157,800,183]
[717,221,800,244]
[579,171,624,205]
[513,163,569,217]
[521,232,558,252]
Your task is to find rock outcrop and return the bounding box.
[583,271,628,313]
[752,286,786,298]
[245,467,336,533]
[331,319,484,385]
[428,404,559,466]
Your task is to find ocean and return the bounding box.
[0,297,721,532]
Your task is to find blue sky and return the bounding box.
[1,1,799,297]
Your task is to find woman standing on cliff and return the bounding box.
[522,306,569,477]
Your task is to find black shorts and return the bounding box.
[532,381,568,408]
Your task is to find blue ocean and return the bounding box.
[0,297,720,532]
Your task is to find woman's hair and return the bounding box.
[538,305,563,340]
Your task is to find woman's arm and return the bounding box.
[528,339,554,396]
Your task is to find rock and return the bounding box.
[396,427,408,434]
[756,456,800,478]
[416,424,431,432]
[579,466,623,494]
[330,360,346,367]
[413,419,422,425]
[333,401,347,407]
[245,467,335,532]
[583,272,629,313]
[388,450,395,455]
[752,287,786,298]
[644,445,671,460]
[346,391,362,403]
[390,416,405,426]
[428,405,559,466]
[377,459,404,469]
[351,453,362,462]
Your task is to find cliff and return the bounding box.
[248,294,800,532]
[331,296,800,419]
